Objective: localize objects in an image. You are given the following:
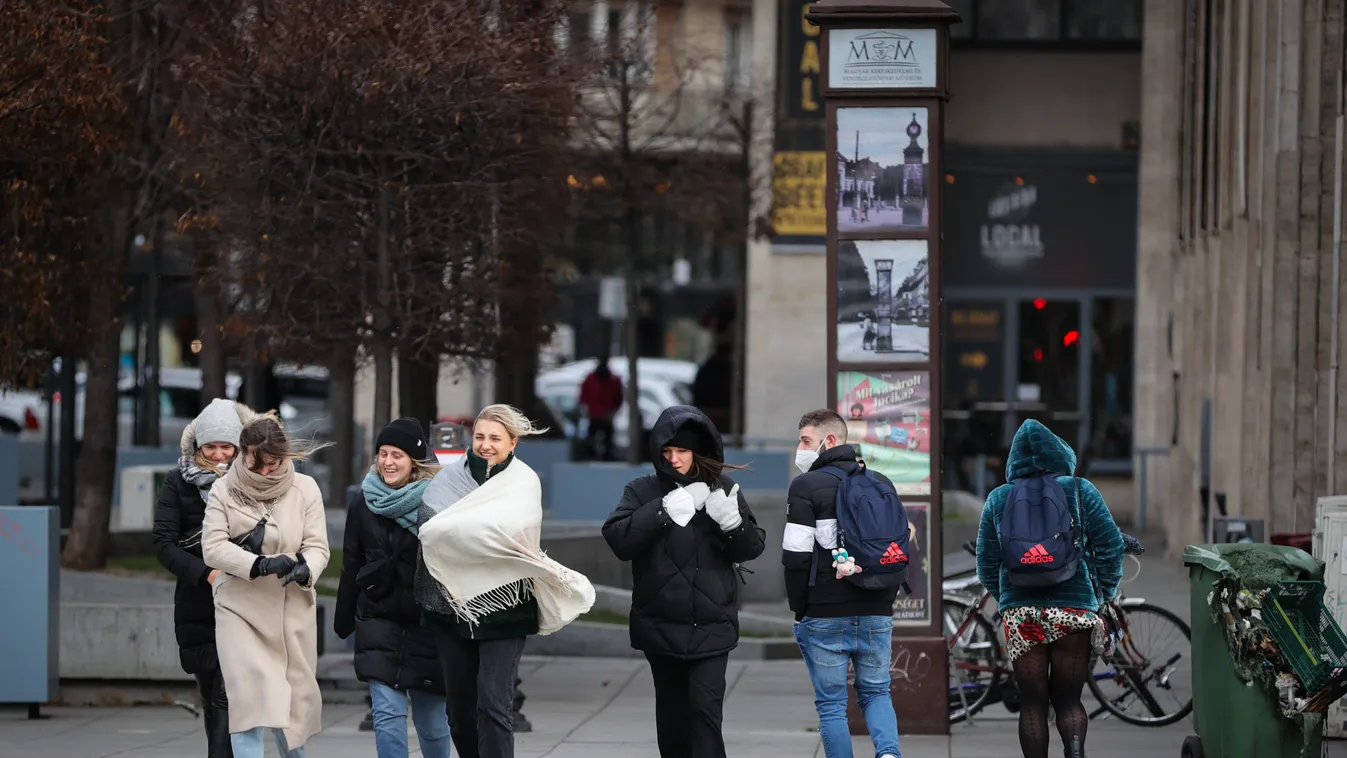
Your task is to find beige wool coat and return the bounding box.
[202,470,329,749]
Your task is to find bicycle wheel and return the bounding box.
[942,596,1004,724]
[1088,602,1193,726]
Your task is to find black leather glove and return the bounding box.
[281,554,311,588]
[251,554,298,579]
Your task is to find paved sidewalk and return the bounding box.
[0,655,1199,758]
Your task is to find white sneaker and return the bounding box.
[879,755,898,758]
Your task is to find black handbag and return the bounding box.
[231,498,278,556]
[355,558,397,601]
[355,541,406,601]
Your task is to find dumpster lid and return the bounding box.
[1183,543,1324,586]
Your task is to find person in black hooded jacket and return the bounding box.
[602,405,766,758]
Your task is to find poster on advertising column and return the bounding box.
[835,107,929,233]
[891,501,929,626]
[836,240,930,363]
[836,370,932,495]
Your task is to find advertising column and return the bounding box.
[808,0,959,736]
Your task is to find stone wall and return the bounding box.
[1135,0,1347,550]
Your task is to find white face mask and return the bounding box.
[795,442,825,474]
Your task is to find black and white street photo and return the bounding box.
[836,107,930,234]
[836,239,930,362]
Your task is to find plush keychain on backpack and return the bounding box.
[831,548,863,578]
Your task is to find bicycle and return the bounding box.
[942,544,1192,726]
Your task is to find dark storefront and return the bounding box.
[941,149,1137,487]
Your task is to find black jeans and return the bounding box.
[645,652,729,758]
[194,662,234,758]
[435,634,527,758]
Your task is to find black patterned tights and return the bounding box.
[1011,630,1092,758]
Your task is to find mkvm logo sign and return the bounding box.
[828,28,936,89]
[844,31,918,71]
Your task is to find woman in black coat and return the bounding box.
[602,405,767,758]
[152,398,254,758]
[335,418,450,758]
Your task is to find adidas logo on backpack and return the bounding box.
[1000,471,1082,588]
[810,463,912,593]
[1019,544,1054,565]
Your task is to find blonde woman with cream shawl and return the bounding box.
[416,404,594,758]
[203,415,329,758]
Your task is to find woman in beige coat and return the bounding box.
[203,414,330,758]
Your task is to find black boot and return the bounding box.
[201,668,234,758]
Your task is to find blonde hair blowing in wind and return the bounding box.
[474,404,548,440]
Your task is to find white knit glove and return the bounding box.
[663,482,710,527]
[705,484,742,531]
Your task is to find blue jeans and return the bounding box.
[369,681,453,758]
[230,727,304,758]
[794,616,901,758]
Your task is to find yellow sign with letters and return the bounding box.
[771,151,827,238]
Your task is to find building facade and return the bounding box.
[747,0,1143,490]
[1134,0,1347,549]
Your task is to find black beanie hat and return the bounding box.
[376,418,428,461]
[664,424,711,457]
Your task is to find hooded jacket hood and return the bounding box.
[1005,419,1076,481]
[648,405,723,484]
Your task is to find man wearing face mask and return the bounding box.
[782,409,902,758]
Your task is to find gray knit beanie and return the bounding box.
[194,398,243,449]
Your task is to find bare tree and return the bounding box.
[567,9,762,461]
[181,0,578,487]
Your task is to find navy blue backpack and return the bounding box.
[810,464,912,592]
[999,471,1083,588]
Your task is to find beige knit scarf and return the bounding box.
[225,458,296,512]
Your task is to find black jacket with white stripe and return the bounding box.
[781,444,899,621]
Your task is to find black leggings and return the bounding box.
[1011,630,1092,758]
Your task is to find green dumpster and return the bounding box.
[1181,544,1330,758]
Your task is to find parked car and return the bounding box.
[18,363,331,493]
[0,388,44,435]
[535,357,697,454]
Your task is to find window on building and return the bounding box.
[724,9,752,93]
[1088,297,1134,466]
[952,0,1142,46]
[1065,0,1142,41]
[978,0,1061,41]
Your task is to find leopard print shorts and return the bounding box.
[1001,605,1104,662]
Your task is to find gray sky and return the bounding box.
[837,107,930,168]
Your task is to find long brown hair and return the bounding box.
[689,453,750,487]
[239,413,330,472]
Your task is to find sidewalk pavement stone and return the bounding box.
[5,656,1347,757]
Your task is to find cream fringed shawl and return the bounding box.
[418,458,595,635]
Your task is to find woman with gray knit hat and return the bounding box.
[335,418,449,758]
[152,397,258,758]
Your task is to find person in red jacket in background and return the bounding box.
[579,356,624,461]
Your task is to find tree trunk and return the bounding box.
[372,183,393,433]
[729,102,753,449]
[62,265,127,570]
[196,249,227,406]
[143,217,163,447]
[623,209,643,465]
[619,66,643,465]
[398,354,439,436]
[327,344,357,508]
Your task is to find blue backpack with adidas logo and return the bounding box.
[810,464,912,592]
[1000,470,1083,588]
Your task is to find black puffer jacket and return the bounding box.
[602,406,766,660]
[335,490,444,695]
[151,467,218,674]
